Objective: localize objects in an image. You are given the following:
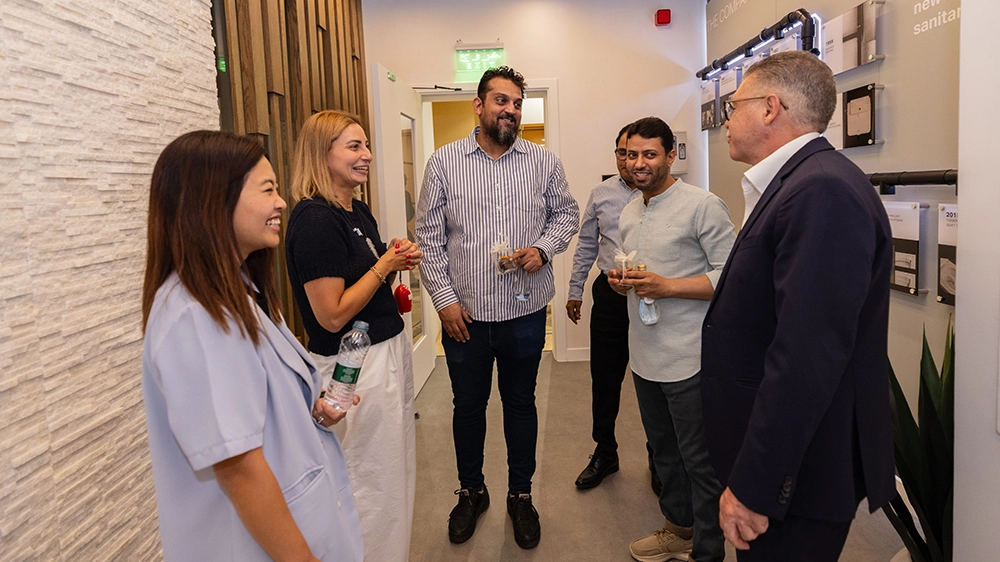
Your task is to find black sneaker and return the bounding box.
[448,486,489,544]
[506,492,540,549]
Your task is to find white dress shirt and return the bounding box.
[741,132,821,225]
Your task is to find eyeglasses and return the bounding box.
[723,95,789,121]
[614,148,628,159]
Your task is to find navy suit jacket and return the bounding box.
[700,137,896,522]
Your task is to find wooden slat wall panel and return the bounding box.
[235,0,270,135]
[260,0,285,95]
[325,0,341,110]
[220,0,369,340]
[223,0,246,134]
[284,0,309,136]
[306,0,322,113]
[351,0,368,124]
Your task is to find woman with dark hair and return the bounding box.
[285,110,420,561]
[141,130,363,561]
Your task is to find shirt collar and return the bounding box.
[742,132,821,199]
[463,126,528,157]
[645,178,684,207]
[616,174,635,193]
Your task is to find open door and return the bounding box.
[369,63,439,395]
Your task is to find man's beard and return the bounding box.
[483,114,518,147]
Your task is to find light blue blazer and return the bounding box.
[142,274,364,561]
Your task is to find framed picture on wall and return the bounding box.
[843,84,877,148]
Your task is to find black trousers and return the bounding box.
[736,514,852,562]
[589,272,631,456]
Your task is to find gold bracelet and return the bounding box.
[369,266,387,284]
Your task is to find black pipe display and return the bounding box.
[869,170,958,195]
[697,9,817,80]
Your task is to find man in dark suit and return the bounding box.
[700,50,896,561]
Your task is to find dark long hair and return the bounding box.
[142,130,279,345]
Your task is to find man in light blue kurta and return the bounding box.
[612,118,735,562]
[142,274,364,561]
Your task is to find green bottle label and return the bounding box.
[332,363,360,384]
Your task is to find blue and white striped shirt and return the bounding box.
[568,175,640,301]
[415,128,580,322]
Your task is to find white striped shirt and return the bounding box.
[415,128,580,322]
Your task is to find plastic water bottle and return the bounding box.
[636,264,659,326]
[324,320,370,413]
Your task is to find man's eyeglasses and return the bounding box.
[614,149,628,159]
[722,95,788,121]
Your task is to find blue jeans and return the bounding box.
[443,308,546,494]
[634,372,725,562]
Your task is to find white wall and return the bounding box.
[0,0,219,558]
[362,0,709,358]
[954,0,1000,556]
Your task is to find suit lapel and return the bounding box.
[708,138,835,310]
[740,137,833,237]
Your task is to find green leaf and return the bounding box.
[917,331,953,558]
[883,497,932,562]
[887,321,955,562]
[919,327,942,415]
[939,316,955,441]
[888,361,930,510]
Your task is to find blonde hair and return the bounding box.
[291,110,365,206]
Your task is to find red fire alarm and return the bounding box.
[655,9,672,26]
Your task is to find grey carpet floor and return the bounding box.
[408,353,904,561]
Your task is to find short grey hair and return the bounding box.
[743,50,836,133]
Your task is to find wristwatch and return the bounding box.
[534,247,549,266]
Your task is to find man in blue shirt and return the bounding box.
[567,123,658,492]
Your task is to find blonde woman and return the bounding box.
[285,110,420,561]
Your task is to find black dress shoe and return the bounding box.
[448,486,489,544]
[507,492,540,549]
[574,453,620,489]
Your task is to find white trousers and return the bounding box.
[312,330,416,561]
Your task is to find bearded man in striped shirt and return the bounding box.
[415,66,579,550]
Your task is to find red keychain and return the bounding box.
[394,283,412,314]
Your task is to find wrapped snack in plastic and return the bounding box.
[613,248,636,277]
[491,236,518,275]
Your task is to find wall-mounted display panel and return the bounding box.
[822,0,879,75]
[843,84,877,148]
[718,69,739,119]
[769,34,801,55]
[673,131,688,175]
[937,204,957,306]
[884,202,922,295]
[702,80,719,131]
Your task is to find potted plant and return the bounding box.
[882,320,954,562]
